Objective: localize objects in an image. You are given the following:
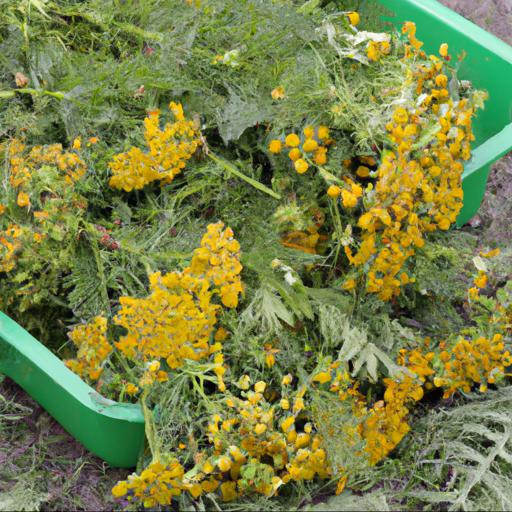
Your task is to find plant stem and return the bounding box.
[141,388,161,461]
[318,165,344,185]
[208,152,281,200]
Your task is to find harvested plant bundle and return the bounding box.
[0,1,510,510]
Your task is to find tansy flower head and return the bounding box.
[294,158,309,174]
[271,86,285,100]
[288,148,302,161]
[17,191,30,208]
[302,138,318,153]
[285,133,301,148]
[314,147,327,165]
[327,185,341,198]
[303,126,315,138]
[269,139,282,154]
[346,11,360,26]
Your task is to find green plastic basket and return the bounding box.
[0,0,511,468]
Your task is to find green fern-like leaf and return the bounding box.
[63,245,110,319]
[405,387,512,511]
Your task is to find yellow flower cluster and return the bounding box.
[434,334,512,398]
[268,125,331,174]
[367,40,391,62]
[186,221,243,308]
[65,316,113,381]
[112,460,199,508]
[109,102,200,191]
[6,138,86,191]
[114,271,219,369]
[402,21,424,52]
[138,360,170,389]
[0,224,22,273]
[327,178,363,209]
[113,223,241,389]
[362,373,424,464]
[197,382,330,501]
[310,362,425,466]
[346,27,479,300]
[469,270,489,299]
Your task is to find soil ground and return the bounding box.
[1,2,511,510]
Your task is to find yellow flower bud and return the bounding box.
[303,125,315,138]
[356,165,370,178]
[285,133,301,147]
[314,148,327,165]
[294,158,309,174]
[346,11,360,26]
[271,86,285,100]
[148,360,160,372]
[254,381,266,393]
[327,185,342,198]
[217,456,232,472]
[269,139,282,154]
[317,125,330,140]
[254,423,267,435]
[341,189,358,208]
[302,138,318,153]
[17,191,30,208]
[282,374,293,385]
[203,460,215,474]
[288,148,302,161]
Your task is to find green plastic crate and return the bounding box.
[0,0,511,468]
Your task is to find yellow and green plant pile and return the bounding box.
[0,1,510,510]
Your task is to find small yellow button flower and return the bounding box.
[327,185,341,198]
[317,126,330,140]
[294,158,309,174]
[288,148,301,161]
[271,86,285,100]
[314,148,327,165]
[17,191,30,208]
[393,107,409,125]
[438,218,451,230]
[302,138,318,153]
[281,416,295,432]
[254,381,266,393]
[285,133,301,147]
[342,278,357,291]
[356,165,370,178]
[474,272,488,289]
[435,74,448,88]
[148,360,160,372]
[282,374,293,385]
[254,423,267,435]
[203,460,215,474]
[125,383,139,395]
[112,481,128,498]
[217,456,232,472]
[303,125,315,138]
[346,11,360,26]
[269,139,282,154]
[341,189,358,208]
